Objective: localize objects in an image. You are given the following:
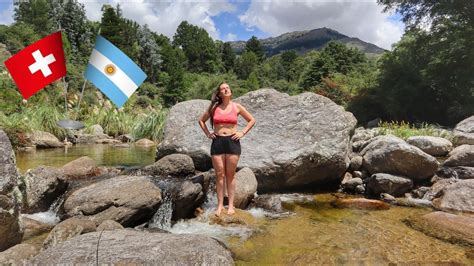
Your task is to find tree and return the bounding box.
[161,45,186,106]
[245,36,264,62]
[14,0,53,36]
[280,50,298,81]
[222,42,235,72]
[137,25,161,82]
[100,4,127,51]
[173,21,220,73]
[235,51,258,79]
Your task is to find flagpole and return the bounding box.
[75,26,100,120]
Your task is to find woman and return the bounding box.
[198,82,256,216]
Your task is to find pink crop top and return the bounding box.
[213,102,238,125]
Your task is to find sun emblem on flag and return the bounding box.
[104,64,116,76]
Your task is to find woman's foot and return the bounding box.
[227,207,235,215]
[214,206,225,217]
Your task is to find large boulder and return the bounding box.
[0,243,39,265]
[22,166,68,213]
[157,89,357,192]
[61,156,98,179]
[361,135,439,181]
[0,130,23,251]
[434,166,474,180]
[42,217,96,251]
[30,229,233,265]
[443,144,474,167]
[233,167,258,209]
[143,153,195,177]
[406,136,452,157]
[28,131,64,148]
[453,115,474,145]
[432,179,474,213]
[63,175,162,226]
[365,173,414,197]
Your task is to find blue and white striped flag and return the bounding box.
[85,35,146,108]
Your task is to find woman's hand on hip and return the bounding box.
[231,131,244,140]
[207,132,217,139]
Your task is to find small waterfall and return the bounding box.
[23,193,66,225]
[149,193,173,230]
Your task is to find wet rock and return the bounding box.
[143,153,195,177]
[63,175,162,226]
[96,220,124,231]
[116,134,133,143]
[209,208,256,226]
[31,229,234,265]
[233,167,257,209]
[365,173,414,197]
[0,243,39,265]
[136,138,155,147]
[432,179,474,213]
[171,180,205,220]
[403,211,474,246]
[443,144,474,167]
[248,194,283,213]
[407,136,452,156]
[42,217,96,251]
[28,131,64,148]
[0,130,23,251]
[361,135,439,181]
[434,166,474,180]
[156,89,357,192]
[95,138,121,144]
[421,179,459,201]
[20,216,54,241]
[22,166,68,213]
[61,156,97,179]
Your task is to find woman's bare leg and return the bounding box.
[211,154,226,216]
[225,154,240,215]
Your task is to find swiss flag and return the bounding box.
[4,31,66,99]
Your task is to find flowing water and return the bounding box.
[16,145,473,265]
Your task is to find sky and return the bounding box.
[0,0,405,50]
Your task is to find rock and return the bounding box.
[0,130,23,251]
[171,180,205,220]
[367,118,381,128]
[355,185,365,194]
[96,220,124,231]
[63,175,162,226]
[380,193,432,208]
[352,171,364,179]
[365,173,414,197]
[233,167,258,209]
[61,156,97,179]
[421,179,459,201]
[95,138,121,144]
[330,198,390,210]
[22,166,68,213]
[136,138,155,147]
[20,216,54,241]
[403,211,474,246]
[349,156,363,171]
[42,217,96,251]
[74,134,103,144]
[341,177,363,192]
[453,115,474,145]
[432,179,474,213]
[443,144,474,167]
[361,135,439,181]
[31,229,233,265]
[435,166,474,180]
[248,194,283,212]
[351,127,381,152]
[411,186,431,199]
[209,208,256,226]
[0,243,39,265]
[28,131,64,148]
[90,124,104,135]
[116,134,133,143]
[143,153,195,177]
[157,89,357,192]
[407,136,452,156]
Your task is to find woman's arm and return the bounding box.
[236,103,256,136]
[198,111,215,138]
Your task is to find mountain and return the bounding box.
[229,27,386,57]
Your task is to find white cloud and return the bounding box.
[225,33,237,41]
[0,2,14,25]
[79,0,236,40]
[239,0,404,50]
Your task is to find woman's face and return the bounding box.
[219,83,232,98]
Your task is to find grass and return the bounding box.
[132,109,168,142]
[377,120,454,141]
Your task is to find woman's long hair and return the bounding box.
[207,82,226,128]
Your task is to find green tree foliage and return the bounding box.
[173,21,220,73]
[280,50,298,81]
[221,42,235,72]
[0,23,41,54]
[100,5,127,51]
[13,0,53,36]
[137,25,162,83]
[161,45,186,106]
[376,0,474,125]
[235,51,258,79]
[245,36,264,62]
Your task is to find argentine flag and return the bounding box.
[85,35,146,108]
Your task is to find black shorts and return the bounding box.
[211,134,241,155]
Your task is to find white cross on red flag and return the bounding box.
[4,31,66,99]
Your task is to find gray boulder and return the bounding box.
[143,153,195,177]
[157,89,357,192]
[434,166,474,180]
[365,173,414,197]
[361,135,439,181]
[61,156,98,180]
[0,130,22,251]
[0,243,39,265]
[248,194,283,213]
[22,166,67,213]
[453,115,474,145]
[406,136,452,156]
[42,217,96,251]
[443,144,474,167]
[63,175,162,226]
[233,167,258,209]
[30,229,233,265]
[28,131,64,148]
[432,179,474,213]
